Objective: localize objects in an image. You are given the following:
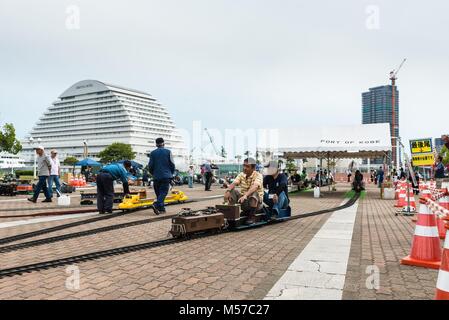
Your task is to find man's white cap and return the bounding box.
[264,160,279,176]
[50,149,58,154]
[34,145,45,151]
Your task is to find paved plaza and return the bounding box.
[0,183,440,300]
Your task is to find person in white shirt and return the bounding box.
[48,149,61,198]
[187,165,195,188]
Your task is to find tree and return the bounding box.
[98,142,135,164]
[0,123,22,154]
[63,156,78,174]
[63,156,78,166]
[441,146,449,165]
[286,157,297,172]
[244,150,251,158]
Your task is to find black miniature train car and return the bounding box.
[0,183,17,196]
[170,203,291,238]
[170,207,225,238]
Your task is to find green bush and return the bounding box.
[15,170,34,178]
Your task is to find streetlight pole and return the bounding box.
[83,140,88,158]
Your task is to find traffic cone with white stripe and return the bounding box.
[435,219,449,299]
[395,187,407,208]
[421,188,432,201]
[437,196,449,240]
[401,201,442,269]
[439,195,449,210]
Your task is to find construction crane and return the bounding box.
[204,128,220,157]
[389,58,406,169]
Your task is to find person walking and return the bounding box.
[435,155,446,188]
[27,146,52,203]
[346,169,352,183]
[377,166,384,188]
[142,170,149,187]
[148,138,175,215]
[47,149,61,198]
[203,160,213,191]
[96,161,132,214]
[187,165,195,188]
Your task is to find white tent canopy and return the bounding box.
[260,123,392,159]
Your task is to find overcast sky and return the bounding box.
[0,0,447,155]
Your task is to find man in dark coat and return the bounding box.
[148,138,175,214]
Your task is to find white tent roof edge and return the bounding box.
[258,123,392,159]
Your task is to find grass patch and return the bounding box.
[345,190,366,199]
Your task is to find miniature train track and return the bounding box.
[0,193,360,278]
[0,214,174,253]
[0,195,223,246]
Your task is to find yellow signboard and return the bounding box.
[410,138,433,154]
[412,153,435,167]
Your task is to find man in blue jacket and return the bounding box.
[97,160,132,214]
[148,138,175,214]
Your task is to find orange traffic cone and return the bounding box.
[435,219,449,299]
[395,187,407,208]
[401,201,442,269]
[421,188,432,201]
[437,196,449,240]
[439,195,449,210]
[437,215,447,240]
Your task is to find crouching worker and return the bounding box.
[224,158,264,225]
[352,170,364,192]
[96,160,133,214]
[263,161,290,218]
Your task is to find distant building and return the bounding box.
[0,152,25,171]
[362,85,399,166]
[20,80,187,168]
[435,137,448,153]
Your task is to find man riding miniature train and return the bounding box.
[224,158,264,225]
[223,158,291,225]
[262,161,290,218]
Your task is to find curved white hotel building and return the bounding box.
[21,80,187,167]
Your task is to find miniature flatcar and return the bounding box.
[118,189,188,210]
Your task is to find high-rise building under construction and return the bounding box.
[362,85,399,165]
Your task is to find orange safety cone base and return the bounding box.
[401,256,441,269]
[436,289,449,300]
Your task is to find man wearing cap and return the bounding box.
[28,146,52,203]
[97,160,132,214]
[224,157,263,225]
[47,149,61,198]
[203,160,213,191]
[263,161,289,217]
[148,137,175,214]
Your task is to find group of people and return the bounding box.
[27,146,61,203]
[224,158,290,225]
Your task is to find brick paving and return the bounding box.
[342,185,439,300]
[1,182,437,300]
[0,185,346,299]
